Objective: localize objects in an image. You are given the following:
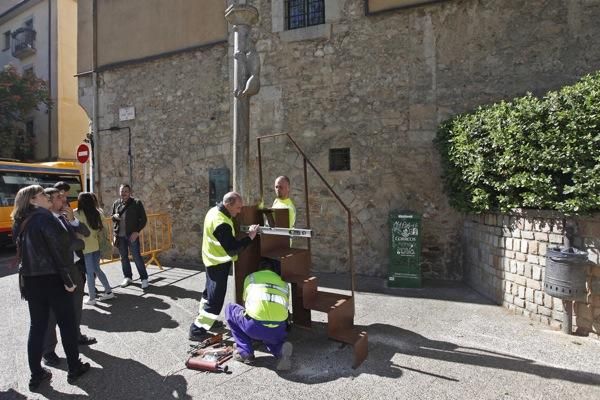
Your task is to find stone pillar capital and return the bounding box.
[225,4,259,26]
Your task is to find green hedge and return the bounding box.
[435,72,600,214]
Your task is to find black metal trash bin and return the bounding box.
[544,247,588,302]
[544,246,589,334]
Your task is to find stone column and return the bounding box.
[225,3,260,199]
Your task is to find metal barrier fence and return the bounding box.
[100,213,172,269]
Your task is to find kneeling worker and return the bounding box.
[225,259,293,371]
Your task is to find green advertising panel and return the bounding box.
[388,211,422,288]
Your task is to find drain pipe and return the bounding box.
[47,0,52,160]
[91,0,99,194]
[562,218,575,335]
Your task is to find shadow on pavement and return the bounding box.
[149,262,205,273]
[0,388,28,400]
[277,322,600,386]
[364,323,600,387]
[313,272,495,305]
[27,386,88,399]
[267,322,400,384]
[81,292,178,333]
[22,348,190,400]
[77,347,191,400]
[143,277,204,302]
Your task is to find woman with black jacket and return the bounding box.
[12,185,90,390]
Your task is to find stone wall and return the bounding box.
[464,212,600,338]
[87,45,232,262]
[244,0,600,278]
[79,0,600,278]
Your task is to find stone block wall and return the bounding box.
[85,44,232,262]
[79,0,600,278]
[464,212,600,338]
[245,0,600,278]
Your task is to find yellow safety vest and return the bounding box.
[202,206,237,267]
[243,270,289,326]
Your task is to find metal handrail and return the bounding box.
[257,133,355,297]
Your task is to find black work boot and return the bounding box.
[189,323,210,342]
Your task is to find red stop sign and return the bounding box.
[77,143,90,164]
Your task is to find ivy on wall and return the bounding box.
[435,72,600,214]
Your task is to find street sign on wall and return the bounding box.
[119,106,135,121]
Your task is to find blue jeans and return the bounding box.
[118,235,148,280]
[83,251,112,299]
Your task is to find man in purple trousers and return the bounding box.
[225,260,293,370]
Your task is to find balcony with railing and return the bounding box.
[11,27,36,59]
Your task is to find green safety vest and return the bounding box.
[243,270,289,327]
[272,197,296,228]
[202,206,237,267]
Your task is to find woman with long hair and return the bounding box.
[75,192,114,305]
[12,185,90,390]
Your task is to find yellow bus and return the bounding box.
[0,160,83,246]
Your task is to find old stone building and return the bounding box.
[77,0,600,280]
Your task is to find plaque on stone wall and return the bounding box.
[389,211,422,288]
[119,106,135,121]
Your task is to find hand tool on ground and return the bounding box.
[187,333,223,355]
[186,344,234,373]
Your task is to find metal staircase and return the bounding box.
[234,133,368,369]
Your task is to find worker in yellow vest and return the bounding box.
[270,175,296,272]
[225,258,293,370]
[272,176,295,228]
[189,192,259,341]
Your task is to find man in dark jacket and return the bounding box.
[111,184,149,288]
[53,182,97,345]
[42,187,96,368]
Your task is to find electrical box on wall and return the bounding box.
[209,168,230,207]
